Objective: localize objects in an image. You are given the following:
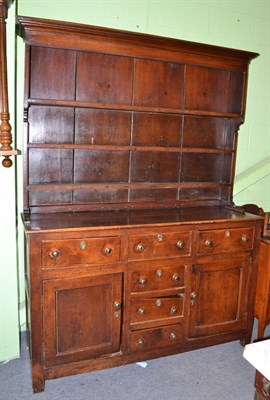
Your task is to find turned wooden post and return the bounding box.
[0,0,17,167]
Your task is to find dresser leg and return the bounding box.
[32,367,45,393]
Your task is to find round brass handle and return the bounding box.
[156,269,163,277]
[190,291,197,300]
[156,233,163,242]
[50,250,60,259]
[138,307,145,316]
[171,274,180,282]
[170,306,177,315]
[135,243,145,252]
[104,247,113,255]
[114,301,121,310]
[204,239,213,247]
[176,240,184,249]
[138,277,147,285]
[80,240,87,250]
[170,332,177,340]
[156,299,162,307]
[241,235,249,243]
[138,338,145,346]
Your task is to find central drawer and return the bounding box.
[129,324,183,352]
[130,296,184,326]
[131,265,185,293]
[128,231,192,260]
[42,236,121,267]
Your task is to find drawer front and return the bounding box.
[42,237,121,267]
[129,324,183,352]
[198,227,254,254]
[128,231,191,260]
[131,265,185,293]
[130,296,183,325]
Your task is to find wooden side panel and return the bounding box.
[28,106,74,143]
[133,59,184,108]
[74,150,129,183]
[227,71,245,114]
[182,116,227,149]
[185,66,228,112]
[75,109,131,145]
[130,152,179,182]
[180,153,227,183]
[30,47,76,100]
[132,113,182,147]
[76,52,133,105]
[28,149,73,184]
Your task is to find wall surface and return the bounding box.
[0,0,269,360]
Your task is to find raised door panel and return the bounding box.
[188,259,250,338]
[43,274,122,367]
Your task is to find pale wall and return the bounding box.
[0,0,269,360]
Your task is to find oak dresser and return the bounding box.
[16,16,262,392]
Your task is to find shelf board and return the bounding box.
[27,98,242,119]
[27,182,230,191]
[27,143,234,154]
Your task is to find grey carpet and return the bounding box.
[1,321,269,400]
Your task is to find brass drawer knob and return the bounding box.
[138,307,145,315]
[169,332,177,340]
[156,299,162,307]
[114,301,121,310]
[241,235,249,243]
[156,233,163,242]
[204,239,213,247]
[190,291,197,300]
[171,274,180,282]
[134,243,145,252]
[138,338,145,346]
[170,306,177,315]
[176,240,184,249]
[156,269,163,277]
[104,246,113,255]
[138,277,147,285]
[50,249,60,259]
[80,240,87,250]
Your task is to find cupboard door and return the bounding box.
[188,259,250,338]
[43,273,122,367]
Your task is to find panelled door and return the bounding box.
[188,258,250,338]
[43,273,122,367]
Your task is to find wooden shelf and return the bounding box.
[27,143,234,154]
[27,98,242,119]
[27,182,230,191]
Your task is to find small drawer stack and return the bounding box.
[127,230,190,352]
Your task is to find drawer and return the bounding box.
[131,265,185,293]
[129,324,183,352]
[197,227,254,255]
[128,231,191,260]
[130,296,183,325]
[42,237,121,267]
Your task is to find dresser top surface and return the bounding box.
[23,206,262,234]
